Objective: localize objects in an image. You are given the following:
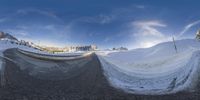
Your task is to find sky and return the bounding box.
[0,0,200,49]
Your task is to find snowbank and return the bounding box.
[0,40,39,79]
[0,40,89,57]
[0,40,88,70]
[0,40,41,53]
[97,39,200,94]
[18,49,93,60]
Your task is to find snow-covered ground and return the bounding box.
[0,40,40,85]
[0,40,43,54]
[0,57,2,70]
[97,39,200,94]
[1,38,200,95]
[0,39,91,86]
[0,40,88,70]
[0,40,87,56]
[0,40,34,70]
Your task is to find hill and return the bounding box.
[0,31,18,41]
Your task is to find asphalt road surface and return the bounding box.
[0,49,200,100]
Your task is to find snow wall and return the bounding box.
[97,39,200,95]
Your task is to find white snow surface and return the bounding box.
[0,40,44,54]
[97,39,200,94]
[1,39,200,95]
[0,40,87,70]
[0,40,86,57]
[0,40,40,70]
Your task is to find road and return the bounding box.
[0,49,199,100]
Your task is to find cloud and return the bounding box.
[17,9,62,22]
[80,14,114,24]
[16,25,28,30]
[99,14,113,24]
[132,20,166,37]
[130,20,170,49]
[78,4,146,25]
[104,37,111,42]
[135,5,145,9]
[17,32,28,36]
[0,18,8,23]
[177,20,200,37]
[44,25,56,30]
[5,29,29,37]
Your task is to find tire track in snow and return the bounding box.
[0,53,15,87]
[0,56,6,87]
[97,51,200,95]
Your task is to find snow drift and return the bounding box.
[97,39,200,95]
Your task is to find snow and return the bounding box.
[0,40,39,86]
[0,40,41,53]
[1,38,200,94]
[0,59,2,70]
[0,40,86,56]
[0,39,88,70]
[97,39,200,94]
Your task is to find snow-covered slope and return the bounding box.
[0,40,40,59]
[0,32,18,41]
[0,40,86,56]
[97,39,200,94]
[0,40,39,73]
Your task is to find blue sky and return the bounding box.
[0,0,200,49]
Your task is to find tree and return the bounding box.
[196,30,200,40]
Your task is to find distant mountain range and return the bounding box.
[0,31,18,41]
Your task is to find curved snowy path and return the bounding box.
[0,48,130,99]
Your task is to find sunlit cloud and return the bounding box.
[130,20,171,49]
[177,20,200,38]
[132,20,166,37]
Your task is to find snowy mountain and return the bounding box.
[0,32,18,41]
[97,39,200,94]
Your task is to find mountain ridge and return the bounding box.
[0,31,18,41]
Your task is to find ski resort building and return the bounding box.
[64,45,98,52]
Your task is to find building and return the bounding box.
[63,45,98,52]
[91,45,97,50]
[113,47,128,51]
